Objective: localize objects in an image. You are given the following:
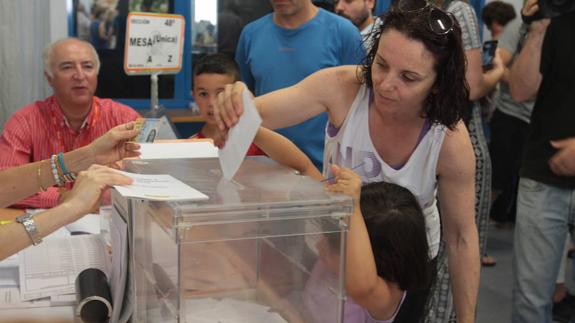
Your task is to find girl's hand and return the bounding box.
[325,165,362,203]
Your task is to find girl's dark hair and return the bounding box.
[192,53,241,82]
[360,181,432,291]
[360,8,469,129]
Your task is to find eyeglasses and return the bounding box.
[396,0,455,35]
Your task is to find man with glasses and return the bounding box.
[508,0,575,322]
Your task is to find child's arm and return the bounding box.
[253,127,322,181]
[326,166,402,320]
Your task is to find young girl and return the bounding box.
[302,165,432,323]
[326,166,433,322]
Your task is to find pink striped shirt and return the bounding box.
[0,96,140,209]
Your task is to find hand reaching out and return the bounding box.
[64,165,133,217]
[325,165,362,204]
[214,81,250,130]
[87,122,141,165]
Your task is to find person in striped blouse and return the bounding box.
[0,122,140,260]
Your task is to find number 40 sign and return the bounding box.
[124,12,185,75]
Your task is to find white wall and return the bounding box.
[0,0,68,131]
[51,0,69,43]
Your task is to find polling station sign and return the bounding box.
[124,12,185,75]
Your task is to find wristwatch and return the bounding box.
[15,213,42,246]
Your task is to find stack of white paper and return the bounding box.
[139,142,219,160]
[0,287,52,309]
[0,211,104,309]
[18,234,110,302]
[0,254,19,287]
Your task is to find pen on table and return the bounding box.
[0,220,13,225]
[321,162,366,183]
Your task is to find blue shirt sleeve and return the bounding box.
[337,20,366,65]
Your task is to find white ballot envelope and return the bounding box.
[218,90,262,180]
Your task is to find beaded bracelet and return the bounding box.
[54,154,64,180]
[50,155,62,187]
[54,152,77,184]
[57,153,70,176]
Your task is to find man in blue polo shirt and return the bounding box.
[235,0,364,170]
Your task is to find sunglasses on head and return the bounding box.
[396,0,455,35]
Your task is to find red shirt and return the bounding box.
[0,96,140,209]
[192,131,265,156]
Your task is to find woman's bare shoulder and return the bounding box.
[305,66,364,125]
[312,65,361,92]
[314,65,363,86]
[438,121,475,177]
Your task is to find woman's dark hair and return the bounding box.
[192,53,241,83]
[481,1,516,28]
[360,181,432,291]
[360,8,469,129]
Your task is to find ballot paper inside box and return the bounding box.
[117,158,353,323]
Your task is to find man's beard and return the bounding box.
[355,9,370,28]
[340,10,370,29]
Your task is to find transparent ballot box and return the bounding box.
[117,158,352,323]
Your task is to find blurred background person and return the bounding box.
[335,0,380,51]
[508,0,575,321]
[481,0,516,40]
[76,2,91,42]
[486,3,530,230]
[217,0,243,59]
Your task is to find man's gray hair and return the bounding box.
[43,38,101,77]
